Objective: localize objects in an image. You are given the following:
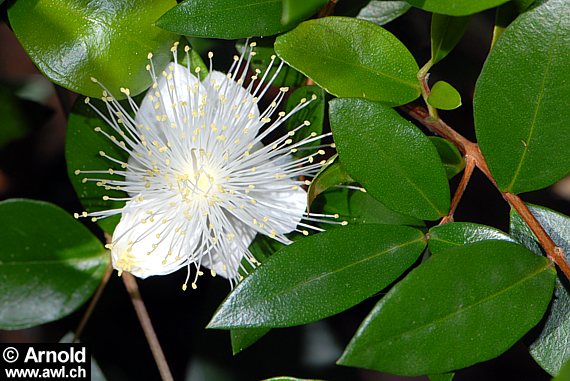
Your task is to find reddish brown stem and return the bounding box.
[401,81,569,280]
[317,0,338,18]
[73,261,113,342]
[122,273,174,381]
[439,156,476,225]
[504,193,570,279]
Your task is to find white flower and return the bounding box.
[75,42,339,289]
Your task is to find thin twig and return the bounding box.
[73,261,113,343]
[401,76,570,280]
[317,0,338,18]
[439,156,476,225]
[122,273,174,381]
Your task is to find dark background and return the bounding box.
[0,1,568,380]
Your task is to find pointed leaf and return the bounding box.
[8,0,177,98]
[275,17,420,105]
[307,156,353,207]
[231,328,271,355]
[405,0,509,16]
[428,137,465,179]
[0,199,109,330]
[282,0,328,25]
[357,1,412,26]
[157,0,298,39]
[510,204,570,376]
[330,98,450,220]
[429,222,514,254]
[339,240,556,376]
[474,0,570,193]
[315,188,425,228]
[208,224,426,328]
[427,81,462,111]
[431,14,471,65]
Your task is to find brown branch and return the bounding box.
[122,273,174,381]
[439,156,476,225]
[402,76,570,280]
[317,0,338,18]
[73,261,113,342]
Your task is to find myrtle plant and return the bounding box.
[0,0,569,380]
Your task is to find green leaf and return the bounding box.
[208,224,426,328]
[275,17,420,105]
[431,14,471,65]
[236,42,304,88]
[66,98,129,234]
[428,137,465,179]
[405,0,509,16]
[285,85,326,149]
[263,377,320,381]
[231,327,271,355]
[282,0,328,25]
[157,0,298,39]
[329,98,450,220]
[339,240,556,376]
[307,156,353,207]
[315,188,425,228]
[429,222,514,254]
[428,374,454,381]
[8,0,177,98]
[357,1,412,26]
[427,81,462,110]
[0,199,109,330]
[510,204,570,376]
[474,0,570,194]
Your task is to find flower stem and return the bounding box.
[122,273,174,381]
[401,76,570,280]
[73,261,113,342]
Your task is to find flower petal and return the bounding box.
[201,214,257,279]
[203,70,261,141]
[136,62,206,132]
[111,199,195,278]
[253,183,307,235]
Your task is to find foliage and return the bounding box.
[1,0,569,380]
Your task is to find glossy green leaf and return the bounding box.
[231,328,271,355]
[275,17,420,105]
[307,156,353,207]
[66,98,129,234]
[474,0,570,194]
[431,14,471,65]
[510,204,570,376]
[330,98,450,220]
[9,0,177,98]
[282,0,328,25]
[428,374,454,381]
[0,199,109,330]
[208,224,426,328]
[405,0,509,16]
[263,377,319,381]
[427,81,462,110]
[316,188,425,228]
[357,1,412,26]
[157,0,297,39]
[428,137,465,179]
[236,42,304,88]
[339,240,556,375]
[429,222,514,254]
[285,85,326,149]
